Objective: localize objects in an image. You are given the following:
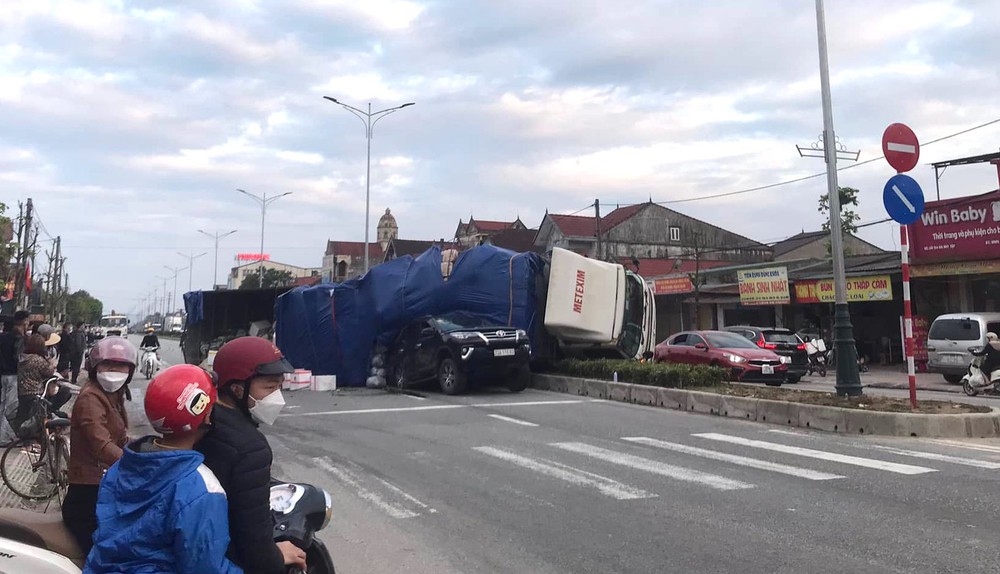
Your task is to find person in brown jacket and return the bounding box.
[62,336,137,555]
[12,334,55,434]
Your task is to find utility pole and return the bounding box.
[14,199,32,309]
[813,0,862,396]
[177,252,207,292]
[593,199,604,261]
[197,229,237,289]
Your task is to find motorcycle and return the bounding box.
[961,347,1000,397]
[804,337,827,377]
[0,480,335,573]
[140,346,161,380]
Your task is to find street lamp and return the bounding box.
[163,265,188,313]
[177,252,207,292]
[156,276,169,320]
[197,229,237,289]
[811,0,862,397]
[237,189,292,288]
[323,96,415,274]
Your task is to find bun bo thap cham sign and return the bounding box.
[794,275,893,304]
[737,267,790,306]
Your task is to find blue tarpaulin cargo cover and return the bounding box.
[275,245,544,386]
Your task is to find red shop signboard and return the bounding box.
[909,189,1000,262]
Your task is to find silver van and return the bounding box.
[927,313,1000,383]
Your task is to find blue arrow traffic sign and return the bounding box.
[883,174,925,225]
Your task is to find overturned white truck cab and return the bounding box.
[543,248,656,360]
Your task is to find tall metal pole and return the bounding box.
[198,230,237,289]
[177,252,207,292]
[164,265,187,313]
[815,0,862,396]
[237,190,291,288]
[323,97,415,275]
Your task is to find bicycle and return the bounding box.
[0,382,72,503]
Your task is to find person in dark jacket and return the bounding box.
[0,311,29,443]
[57,323,75,379]
[195,337,306,574]
[85,364,243,574]
[71,321,88,384]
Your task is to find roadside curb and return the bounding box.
[531,374,1000,438]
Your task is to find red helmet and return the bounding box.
[145,365,217,435]
[87,337,137,380]
[213,337,293,388]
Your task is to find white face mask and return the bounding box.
[248,389,285,426]
[96,372,129,393]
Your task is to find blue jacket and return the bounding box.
[84,437,244,574]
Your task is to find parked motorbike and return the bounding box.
[804,337,827,377]
[0,480,335,573]
[961,348,1000,396]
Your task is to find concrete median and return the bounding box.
[531,373,1000,438]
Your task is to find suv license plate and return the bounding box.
[494,348,516,357]
[944,355,964,364]
[761,365,774,375]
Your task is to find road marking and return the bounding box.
[402,394,427,401]
[313,457,420,519]
[887,141,916,154]
[374,477,438,513]
[892,184,916,213]
[925,439,1000,454]
[551,442,755,491]
[287,399,590,417]
[473,446,654,500]
[868,445,1000,470]
[692,433,936,475]
[622,437,843,481]
[488,414,539,427]
[767,429,814,438]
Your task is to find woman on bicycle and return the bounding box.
[63,337,136,555]
[12,334,55,434]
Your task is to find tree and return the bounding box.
[239,269,295,290]
[65,290,104,323]
[818,186,861,235]
[0,202,14,287]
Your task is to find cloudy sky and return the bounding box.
[2,0,999,315]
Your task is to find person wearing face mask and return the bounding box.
[63,336,137,555]
[84,364,243,574]
[195,337,307,574]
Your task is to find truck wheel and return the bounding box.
[438,357,468,395]
[507,365,530,393]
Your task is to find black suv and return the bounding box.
[723,326,808,383]
[387,311,532,395]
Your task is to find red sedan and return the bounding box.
[654,330,788,385]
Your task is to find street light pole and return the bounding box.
[237,190,291,288]
[323,96,415,274]
[814,0,862,396]
[156,276,169,320]
[163,265,188,313]
[177,251,207,292]
[197,229,237,289]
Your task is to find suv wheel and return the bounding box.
[944,374,963,384]
[787,374,801,384]
[507,365,530,393]
[390,363,407,389]
[438,357,468,395]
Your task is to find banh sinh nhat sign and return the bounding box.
[236,253,271,262]
[737,267,790,306]
[794,275,893,304]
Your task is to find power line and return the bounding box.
[654,116,1000,205]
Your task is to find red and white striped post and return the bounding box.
[900,224,917,409]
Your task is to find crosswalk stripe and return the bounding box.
[473,447,655,500]
[551,442,755,491]
[622,437,844,481]
[867,445,1000,470]
[313,457,420,519]
[925,439,1000,454]
[488,414,539,427]
[692,433,936,475]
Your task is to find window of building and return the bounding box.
[670,226,681,242]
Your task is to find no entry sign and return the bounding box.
[882,123,920,173]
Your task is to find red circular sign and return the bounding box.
[882,123,920,173]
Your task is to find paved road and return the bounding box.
[123,340,1000,573]
[269,387,1000,573]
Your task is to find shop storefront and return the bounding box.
[909,189,1000,316]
